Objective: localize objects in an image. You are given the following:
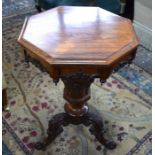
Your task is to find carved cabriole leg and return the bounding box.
[35,113,66,150]
[35,111,116,150]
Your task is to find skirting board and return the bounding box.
[133,21,152,51]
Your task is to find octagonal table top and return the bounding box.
[18,6,139,65]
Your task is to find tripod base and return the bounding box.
[35,109,116,150]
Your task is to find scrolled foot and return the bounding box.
[105,141,117,150]
[34,142,47,150]
[34,110,117,151]
[84,111,117,150]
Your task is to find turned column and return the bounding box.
[61,73,97,116]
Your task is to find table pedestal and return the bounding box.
[35,72,116,150]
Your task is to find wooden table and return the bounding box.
[18,6,139,150]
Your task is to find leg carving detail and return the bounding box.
[35,111,116,150]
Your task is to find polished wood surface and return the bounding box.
[18,7,139,150]
[18,6,139,116]
[18,6,139,66]
[2,89,9,111]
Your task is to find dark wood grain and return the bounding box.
[35,111,116,150]
[18,6,139,150]
[2,89,9,111]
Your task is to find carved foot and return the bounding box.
[35,111,116,150]
[34,142,46,150]
[87,112,117,150]
[105,141,117,150]
[35,113,66,150]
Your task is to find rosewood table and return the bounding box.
[18,6,139,150]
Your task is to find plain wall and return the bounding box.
[134,0,152,29]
